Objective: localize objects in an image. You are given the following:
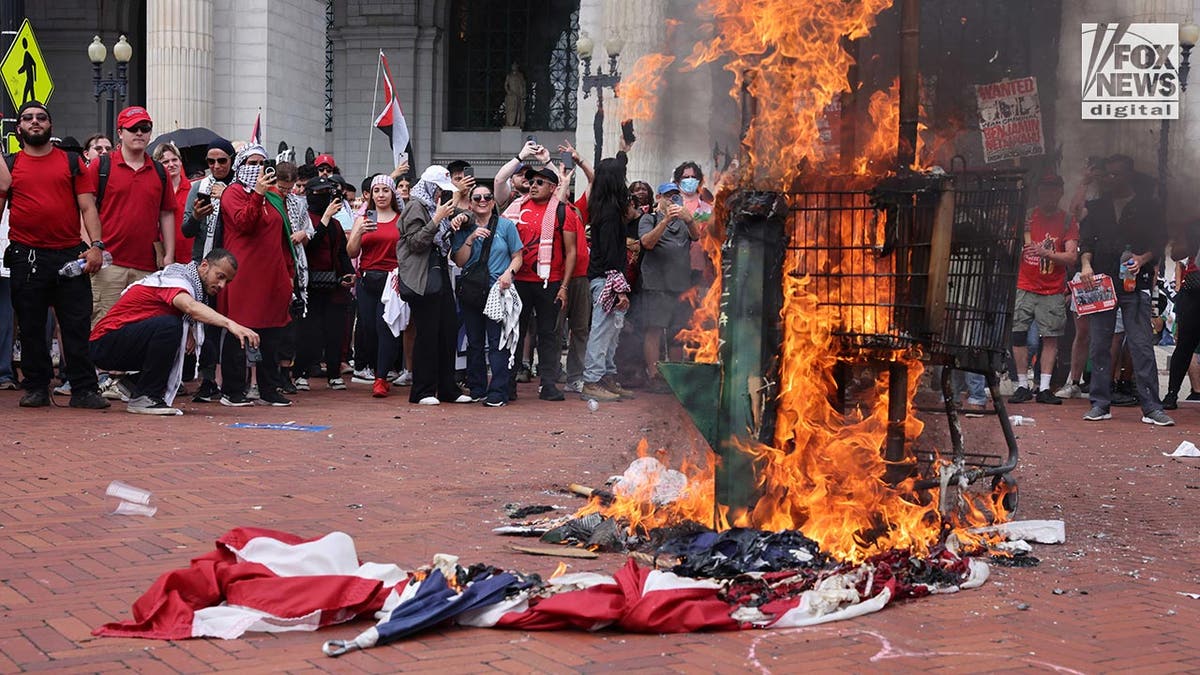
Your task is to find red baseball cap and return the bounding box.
[314,153,336,168]
[117,106,152,129]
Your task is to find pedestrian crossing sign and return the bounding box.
[1,20,53,111]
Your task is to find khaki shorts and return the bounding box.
[1012,289,1067,337]
[92,264,151,328]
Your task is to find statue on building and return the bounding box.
[503,63,527,128]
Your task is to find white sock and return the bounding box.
[1040,373,1052,391]
[1017,373,1029,388]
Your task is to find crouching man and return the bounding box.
[89,248,259,415]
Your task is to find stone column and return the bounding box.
[146,0,214,131]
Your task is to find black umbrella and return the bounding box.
[149,127,225,179]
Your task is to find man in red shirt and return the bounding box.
[2,101,109,409]
[512,165,578,401]
[217,144,295,407]
[89,249,258,415]
[1009,174,1079,405]
[89,106,176,327]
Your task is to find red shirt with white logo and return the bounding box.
[89,149,177,271]
[90,285,185,340]
[1018,207,1079,295]
[512,197,582,283]
[7,148,95,249]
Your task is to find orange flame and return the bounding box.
[585,0,1008,564]
[616,53,677,122]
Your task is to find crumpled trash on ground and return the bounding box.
[970,519,1065,544]
[1163,441,1200,458]
[610,457,687,505]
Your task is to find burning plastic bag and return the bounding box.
[611,457,687,506]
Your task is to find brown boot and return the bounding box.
[600,375,635,399]
[581,381,621,402]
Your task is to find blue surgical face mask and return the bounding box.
[679,177,700,194]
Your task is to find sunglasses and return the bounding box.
[19,113,48,122]
[206,156,230,165]
[317,165,334,172]
[531,178,555,186]
[124,123,153,134]
[471,194,494,202]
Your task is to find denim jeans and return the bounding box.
[582,277,625,383]
[1088,289,1162,413]
[462,308,510,402]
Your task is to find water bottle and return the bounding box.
[1008,415,1036,427]
[59,251,113,277]
[1119,246,1136,292]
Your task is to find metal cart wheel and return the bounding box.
[990,475,1018,516]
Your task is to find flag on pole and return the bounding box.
[373,51,411,170]
[250,112,263,146]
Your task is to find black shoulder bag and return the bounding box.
[456,217,495,310]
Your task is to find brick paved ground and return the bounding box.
[2,378,1199,673]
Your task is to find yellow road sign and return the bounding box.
[1,19,53,110]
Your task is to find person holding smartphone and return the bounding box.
[347,174,404,398]
[637,182,698,393]
[295,176,355,391]
[214,144,295,407]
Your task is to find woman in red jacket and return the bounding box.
[153,143,192,265]
[347,174,403,397]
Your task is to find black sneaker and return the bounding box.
[193,380,220,403]
[1035,389,1062,405]
[18,389,50,408]
[69,390,112,409]
[220,393,254,407]
[279,380,299,395]
[1186,390,1200,403]
[538,385,565,401]
[1162,392,1179,410]
[515,365,533,383]
[485,398,507,407]
[1008,386,1033,404]
[259,394,293,407]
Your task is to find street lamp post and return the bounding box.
[88,35,133,138]
[577,32,623,167]
[1157,22,1197,210]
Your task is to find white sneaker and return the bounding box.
[1054,382,1082,399]
[100,378,130,400]
[295,377,310,391]
[418,396,440,405]
[351,368,375,384]
[246,384,260,400]
[454,394,474,403]
[53,381,71,396]
[564,380,583,393]
[392,369,413,386]
[127,395,182,416]
[328,378,347,390]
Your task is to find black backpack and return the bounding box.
[6,149,84,200]
[93,152,169,210]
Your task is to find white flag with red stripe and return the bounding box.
[373,51,410,169]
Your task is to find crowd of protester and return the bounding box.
[0,100,727,415]
[981,153,1200,427]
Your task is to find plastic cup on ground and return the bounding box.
[112,501,157,517]
[106,480,153,505]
